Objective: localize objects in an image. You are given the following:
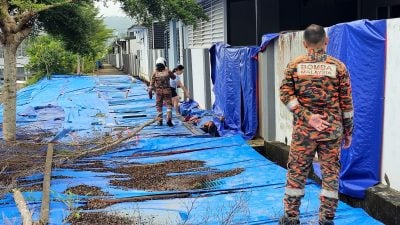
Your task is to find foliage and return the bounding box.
[119,0,208,26]
[39,2,112,57]
[25,35,76,76]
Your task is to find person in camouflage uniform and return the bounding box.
[279,24,354,225]
[149,57,176,127]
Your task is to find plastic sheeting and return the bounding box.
[327,20,386,198]
[257,33,280,54]
[0,75,382,224]
[0,75,192,142]
[0,135,382,225]
[210,43,259,140]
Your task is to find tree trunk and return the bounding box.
[81,57,85,73]
[76,55,81,74]
[45,63,50,79]
[3,43,18,142]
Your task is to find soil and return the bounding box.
[0,142,46,197]
[83,198,115,210]
[20,183,43,192]
[65,185,110,196]
[60,160,107,171]
[110,160,244,191]
[67,212,135,225]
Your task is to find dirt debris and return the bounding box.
[67,212,135,225]
[60,160,107,171]
[110,160,244,191]
[83,198,115,210]
[65,185,110,196]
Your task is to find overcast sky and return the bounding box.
[95,1,129,17]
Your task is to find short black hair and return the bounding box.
[175,65,184,71]
[155,63,165,72]
[304,24,326,44]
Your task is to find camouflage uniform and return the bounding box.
[150,70,176,118]
[280,48,354,222]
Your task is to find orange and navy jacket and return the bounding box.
[150,70,176,90]
[280,50,354,140]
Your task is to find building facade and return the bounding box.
[0,41,30,81]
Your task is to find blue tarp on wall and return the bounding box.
[210,43,259,140]
[257,20,386,198]
[327,19,386,198]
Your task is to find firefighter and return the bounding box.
[279,24,354,225]
[149,57,176,126]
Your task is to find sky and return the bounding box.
[94,1,129,17]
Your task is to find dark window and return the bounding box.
[152,22,165,49]
[228,0,257,46]
[377,6,389,19]
[391,4,400,18]
[164,29,170,63]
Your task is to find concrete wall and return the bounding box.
[382,18,400,191]
[188,48,213,110]
[273,32,306,145]
[107,54,119,68]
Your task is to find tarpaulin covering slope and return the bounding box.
[210,43,259,140]
[327,19,386,198]
[0,135,382,225]
[0,75,192,142]
[0,75,381,224]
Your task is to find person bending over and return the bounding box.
[170,65,190,115]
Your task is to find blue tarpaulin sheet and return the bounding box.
[210,43,259,140]
[0,76,382,224]
[327,19,387,198]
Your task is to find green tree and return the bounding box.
[39,3,113,74]
[0,0,206,141]
[26,35,76,77]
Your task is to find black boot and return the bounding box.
[319,218,334,225]
[158,119,163,126]
[167,119,174,127]
[279,216,300,225]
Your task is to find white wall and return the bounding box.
[273,32,307,144]
[190,48,207,109]
[382,18,400,191]
[139,29,149,77]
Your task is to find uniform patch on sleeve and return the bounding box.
[297,63,337,78]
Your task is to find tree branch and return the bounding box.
[0,0,12,33]
[16,27,32,44]
[72,117,160,159]
[15,11,35,32]
[13,189,33,225]
[40,144,54,225]
[14,0,75,32]
[0,32,4,44]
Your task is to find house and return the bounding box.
[0,41,30,81]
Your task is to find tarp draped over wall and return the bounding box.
[327,20,386,198]
[210,43,259,140]
[257,20,386,198]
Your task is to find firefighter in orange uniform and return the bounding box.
[149,57,176,127]
[279,24,354,225]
